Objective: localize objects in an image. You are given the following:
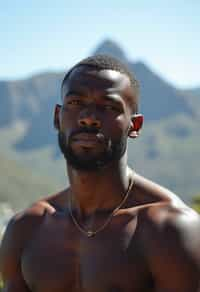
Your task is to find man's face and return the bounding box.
[57,66,136,171]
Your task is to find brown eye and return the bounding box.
[68,100,82,106]
[104,104,119,112]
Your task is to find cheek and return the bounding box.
[103,114,129,136]
[60,110,78,130]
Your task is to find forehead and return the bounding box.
[62,65,133,96]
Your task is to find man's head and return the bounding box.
[54,54,143,171]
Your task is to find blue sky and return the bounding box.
[1,0,199,88]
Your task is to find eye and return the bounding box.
[67,99,83,106]
[104,104,120,112]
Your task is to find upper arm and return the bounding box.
[0,201,49,291]
[0,217,30,291]
[146,206,200,292]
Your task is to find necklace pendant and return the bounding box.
[87,231,94,237]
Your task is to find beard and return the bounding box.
[58,129,127,171]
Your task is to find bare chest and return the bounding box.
[21,212,152,292]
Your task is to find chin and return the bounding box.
[58,131,127,171]
[66,153,113,171]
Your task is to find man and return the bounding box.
[0,54,200,291]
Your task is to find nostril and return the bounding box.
[92,121,99,127]
[79,120,86,126]
[78,117,101,128]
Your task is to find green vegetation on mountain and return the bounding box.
[192,194,200,213]
[0,279,3,291]
[129,113,200,202]
[0,154,60,210]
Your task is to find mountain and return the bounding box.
[184,88,200,96]
[180,87,200,118]
[94,41,193,121]
[0,72,63,151]
[93,39,128,62]
[0,39,199,207]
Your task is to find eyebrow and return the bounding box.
[62,91,124,107]
[102,94,123,104]
[63,90,85,98]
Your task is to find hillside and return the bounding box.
[0,153,60,210]
[181,88,200,118]
[129,113,200,201]
[184,88,200,96]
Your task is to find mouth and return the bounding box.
[71,132,106,149]
[73,132,104,142]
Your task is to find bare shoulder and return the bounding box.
[0,193,62,279]
[133,173,200,249]
[134,174,200,290]
[2,198,56,241]
[144,202,200,246]
[0,188,68,248]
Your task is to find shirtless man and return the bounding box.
[0,55,200,292]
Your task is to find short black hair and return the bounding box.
[61,54,139,112]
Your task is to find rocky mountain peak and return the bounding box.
[92,39,128,62]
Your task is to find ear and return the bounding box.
[54,104,61,130]
[128,114,143,138]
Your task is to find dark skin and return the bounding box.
[1,66,200,292]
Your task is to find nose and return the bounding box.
[78,110,101,129]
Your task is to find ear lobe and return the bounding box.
[54,104,61,130]
[128,114,143,138]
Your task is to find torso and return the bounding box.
[21,207,154,292]
[19,174,188,292]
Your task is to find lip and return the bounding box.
[71,132,105,148]
[72,133,102,142]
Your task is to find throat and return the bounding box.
[68,177,134,238]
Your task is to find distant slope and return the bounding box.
[181,87,200,118]
[129,62,192,120]
[192,193,200,213]
[0,154,60,210]
[184,88,200,96]
[129,114,200,202]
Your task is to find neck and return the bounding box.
[67,155,133,216]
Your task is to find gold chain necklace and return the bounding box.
[68,177,134,237]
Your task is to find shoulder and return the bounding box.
[0,199,55,278]
[143,203,200,245]
[133,173,200,252]
[132,173,200,288]
[1,197,58,246]
[4,198,56,234]
[138,201,200,290]
[0,188,69,261]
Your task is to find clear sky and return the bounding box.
[1,0,199,88]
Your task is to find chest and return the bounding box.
[21,213,151,292]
